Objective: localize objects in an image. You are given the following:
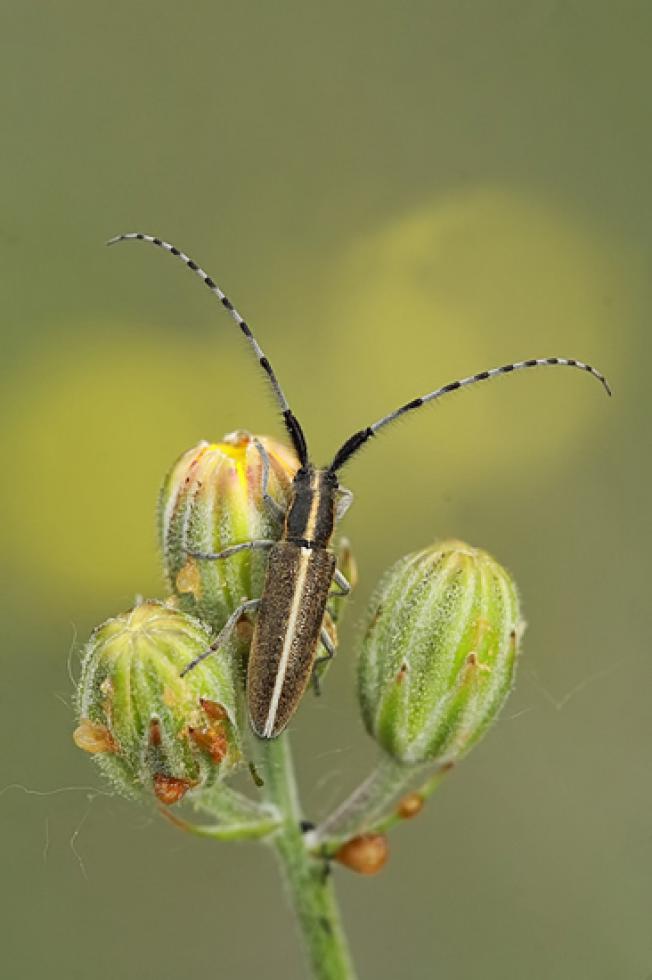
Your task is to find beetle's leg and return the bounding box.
[334,538,357,588]
[335,486,354,521]
[189,540,275,561]
[311,627,337,696]
[180,598,260,676]
[329,568,352,599]
[327,539,357,623]
[248,761,265,788]
[252,437,286,525]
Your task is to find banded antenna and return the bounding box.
[106,232,308,467]
[329,356,611,473]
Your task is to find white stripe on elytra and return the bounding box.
[263,472,321,737]
[263,546,312,737]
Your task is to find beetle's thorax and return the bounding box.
[284,466,338,549]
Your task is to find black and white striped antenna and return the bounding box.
[106,232,611,476]
[106,232,308,467]
[329,356,611,473]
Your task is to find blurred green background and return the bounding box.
[1,3,649,978]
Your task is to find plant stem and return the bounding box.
[310,755,452,855]
[158,781,280,840]
[256,734,358,980]
[368,763,452,836]
[311,754,422,850]
[193,780,278,828]
[158,806,279,842]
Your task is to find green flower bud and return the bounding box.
[358,540,522,766]
[159,430,298,630]
[74,600,241,804]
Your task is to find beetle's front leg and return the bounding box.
[189,540,275,561]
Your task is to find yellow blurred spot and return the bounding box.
[0,324,254,609]
[323,188,628,484]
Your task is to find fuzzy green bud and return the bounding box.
[358,540,522,766]
[159,430,298,630]
[74,600,241,804]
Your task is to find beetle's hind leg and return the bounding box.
[180,598,260,676]
[311,540,357,695]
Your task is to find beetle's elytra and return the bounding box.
[108,231,611,739]
[249,540,336,737]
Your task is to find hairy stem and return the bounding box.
[159,781,280,840]
[256,734,358,980]
[311,754,451,855]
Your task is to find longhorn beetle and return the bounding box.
[107,232,611,739]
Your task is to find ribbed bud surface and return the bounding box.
[159,431,298,630]
[358,540,522,766]
[74,601,241,803]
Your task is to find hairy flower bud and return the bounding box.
[159,431,298,630]
[358,540,522,766]
[74,600,241,803]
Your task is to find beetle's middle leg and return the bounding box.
[180,598,260,676]
[311,627,337,696]
[329,568,352,599]
[326,538,357,623]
